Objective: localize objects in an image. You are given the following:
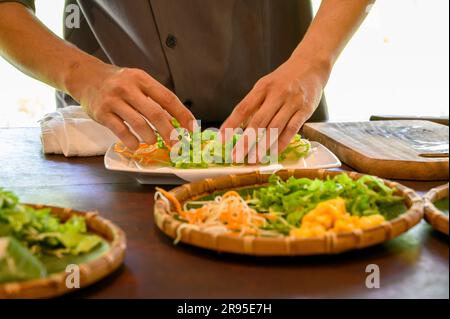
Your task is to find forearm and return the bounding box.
[0,2,106,102]
[0,2,195,149]
[291,0,374,82]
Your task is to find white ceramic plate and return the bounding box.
[104,141,341,184]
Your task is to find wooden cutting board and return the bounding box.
[302,120,449,181]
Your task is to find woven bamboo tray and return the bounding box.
[154,169,424,256]
[0,205,126,299]
[424,184,449,235]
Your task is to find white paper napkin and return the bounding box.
[39,105,118,157]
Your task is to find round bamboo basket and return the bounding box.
[154,169,424,256]
[424,183,449,235]
[0,205,126,299]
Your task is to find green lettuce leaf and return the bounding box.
[0,237,47,283]
[0,189,102,257]
[253,173,405,227]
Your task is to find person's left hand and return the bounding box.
[220,56,330,162]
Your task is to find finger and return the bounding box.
[220,87,265,138]
[113,102,157,145]
[232,126,264,164]
[228,89,282,162]
[276,110,308,155]
[245,94,283,132]
[101,113,140,150]
[124,90,177,146]
[255,128,278,164]
[267,103,299,136]
[259,103,298,160]
[137,73,196,131]
[140,101,173,131]
[241,96,283,163]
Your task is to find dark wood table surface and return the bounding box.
[1,128,448,299]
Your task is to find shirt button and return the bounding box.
[165,34,177,49]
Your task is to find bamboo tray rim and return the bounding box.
[154,169,424,256]
[424,183,449,235]
[0,204,127,299]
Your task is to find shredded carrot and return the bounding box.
[223,191,240,199]
[183,206,206,224]
[156,187,183,215]
[114,142,171,166]
[159,189,277,237]
[113,143,134,157]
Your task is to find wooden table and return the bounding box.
[1,128,448,298]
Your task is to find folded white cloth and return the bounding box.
[39,105,118,157]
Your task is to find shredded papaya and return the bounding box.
[156,187,183,215]
[114,142,171,166]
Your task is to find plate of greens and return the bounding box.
[424,183,449,235]
[0,189,126,299]
[105,127,341,184]
[154,169,423,256]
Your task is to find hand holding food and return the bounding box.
[220,57,328,162]
[66,64,196,150]
[114,126,311,169]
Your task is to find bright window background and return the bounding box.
[0,0,65,127]
[0,0,448,127]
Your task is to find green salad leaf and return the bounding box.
[278,134,311,161]
[0,188,102,257]
[157,120,311,169]
[0,188,19,210]
[0,236,47,283]
[253,173,405,227]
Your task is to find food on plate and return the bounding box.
[114,119,311,168]
[156,173,405,241]
[0,237,47,283]
[114,142,171,167]
[289,198,385,238]
[0,188,104,283]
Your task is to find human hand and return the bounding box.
[220,56,329,162]
[67,62,195,150]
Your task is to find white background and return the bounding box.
[0,0,448,127]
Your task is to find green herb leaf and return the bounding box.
[0,189,102,257]
[253,173,405,227]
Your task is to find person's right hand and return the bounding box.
[67,62,195,150]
